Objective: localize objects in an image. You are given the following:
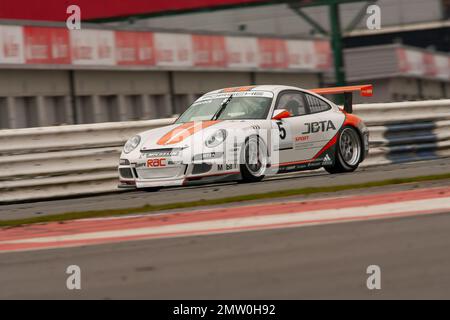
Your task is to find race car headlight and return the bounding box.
[205,129,227,148]
[123,135,141,154]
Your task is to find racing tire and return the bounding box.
[325,126,362,174]
[239,136,268,183]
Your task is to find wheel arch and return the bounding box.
[341,113,367,161]
[239,134,268,182]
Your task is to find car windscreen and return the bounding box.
[176,91,274,123]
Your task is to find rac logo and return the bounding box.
[147,158,167,168]
[303,120,336,134]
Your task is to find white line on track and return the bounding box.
[3,196,450,245]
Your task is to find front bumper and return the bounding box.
[118,153,240,189]
[118,162,187,188]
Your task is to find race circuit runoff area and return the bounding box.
[1,185,449,253]
[1,181,450,300]
[1,158,450,300]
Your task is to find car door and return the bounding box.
[303,92,345,160]
[271,90,322,166]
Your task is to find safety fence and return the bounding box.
[0,100,449,203]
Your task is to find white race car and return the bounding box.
[118,84,372,190]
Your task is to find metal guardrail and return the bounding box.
[0,100,449,203]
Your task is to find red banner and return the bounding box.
[258,38,289,69]
[192,35,226,67]
[115,31,155,65]
[423,52,437,77]
[0,24,339,75]
[314,41,332,70]
[23,27,70,64]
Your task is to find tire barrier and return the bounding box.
[0,100,449,203]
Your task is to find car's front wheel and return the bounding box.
[240,136,268,183]
[325,126,362,174]
[141,187,161,192]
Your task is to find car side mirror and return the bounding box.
[272,109,291,120]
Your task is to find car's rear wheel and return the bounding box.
[325,126,362,174]
[240,136,267,183]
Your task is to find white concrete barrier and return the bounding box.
[0,100,449,203]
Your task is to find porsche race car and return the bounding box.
[118,84,372,190]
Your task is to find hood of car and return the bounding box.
[138,120,263,151]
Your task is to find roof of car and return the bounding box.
[206,85,306,95]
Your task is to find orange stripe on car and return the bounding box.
[220,86,256,93]
[157,122,195,145]
[343,113,361,127]
[157,121,220,145]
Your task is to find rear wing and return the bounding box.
[310,84,373,113]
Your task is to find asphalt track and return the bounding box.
[1,205,450,299]
[1,158,449,220]
[0,158,449,300]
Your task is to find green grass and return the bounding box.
[1,172,450,228]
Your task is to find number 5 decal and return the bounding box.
[277,121,286,140]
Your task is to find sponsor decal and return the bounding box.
[147,158,167,168]
[302,120,336,134]
[322,154,333,165]
[193,152,223,161]
[218,163,237,171]
[143,148,182,157]
[199,91,273,102]
[278,163,309,172]
[295,135,309,142]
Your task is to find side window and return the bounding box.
[304,94,331,114]
[276,92,308,117]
